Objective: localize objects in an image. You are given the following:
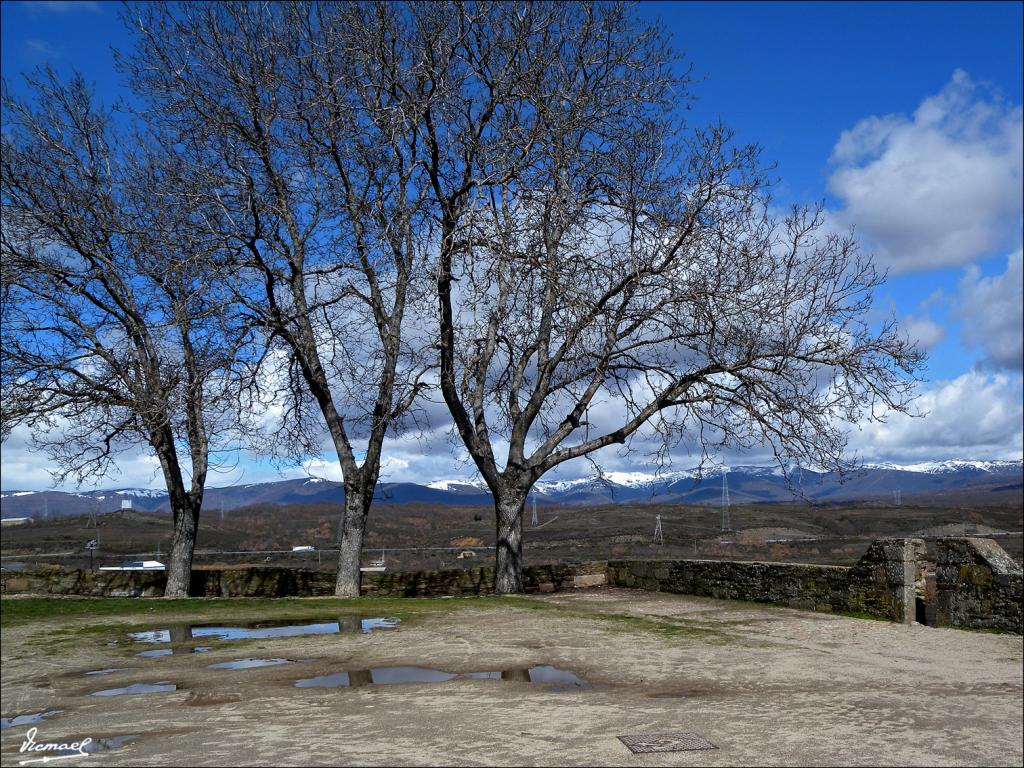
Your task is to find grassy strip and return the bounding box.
[1,593,742,657]
[0,594,544,629]
[504,598,742,645]
[0,594,545,658]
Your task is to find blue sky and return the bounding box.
[1,0,1021,490]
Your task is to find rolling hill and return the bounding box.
[1,459,1020,519]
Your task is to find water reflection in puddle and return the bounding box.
[0,711,63,730]
[518,665,591,689]
[294,665,590,691]
[207,658,292,670]
[91,683,177,697]
[192,647,213,653]
[129,630,172,644]
[137,649,173,658]
[85,668,134,676]
[128,617,399,645]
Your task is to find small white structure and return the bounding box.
[0,517,32,527]
[99,560,165,571]
[360,549,387,573]
[121,499,133,510]
[291,545,315,552]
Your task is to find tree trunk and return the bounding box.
[494,491,525,593]
[164,496,198,597]
[335,493,368,597]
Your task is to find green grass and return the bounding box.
[488,597,743,645]
[0,594,546,658]
[1,592,762,668]
[1,592,745,660]
[0,594,548,629]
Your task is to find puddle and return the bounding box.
[295,671,354,688]
[0,711,63,730]
[50,735,138,757]
[357,618,402,632]
[128,630,172,644]
[85,668,134,676]
[137,649,173,658]
[128,617,399,644]
[192,647,213,653]
[295,667,452,688]
[294,665,591,691]
[207,658,292,670]
[91,683,177,697]
[82,734,138,754]
[521,665,591,690]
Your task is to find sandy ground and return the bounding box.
[1,589,1021,767]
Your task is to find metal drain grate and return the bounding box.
[617,732,718,754]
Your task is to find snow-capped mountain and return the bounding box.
[424,479,489,492]
[864,459,1022,475]
[1,459,1020,518]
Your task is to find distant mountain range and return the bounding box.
[1,459,1020,519]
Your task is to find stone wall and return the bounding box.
[935,537,1022,634]
[2,538,1019,634]
[847,538,928,623]
[362,560,608,597]
[608,538,924,623]
[607,537,1022,633]
[0,567,168,598]
[0,561,608,599]
[0,567,341,598]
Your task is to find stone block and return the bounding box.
[573,573,607,589]
[3,577,29,593]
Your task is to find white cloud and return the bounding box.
[954,249,1023,371]
[27,1,100,14]
[298,458,345,483]
[847,370,1023,462]
[0,423,164,492]
[901,314,945,352]
[22,39,60,61]
[829,70,1023,273]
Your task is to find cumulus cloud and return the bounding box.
[0,423,164,492]
[829,70,1023,273]
[847,370,1023,462]
[954,249,1024,371]
[901,314,946,352]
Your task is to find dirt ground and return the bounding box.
[1,589,1021,767]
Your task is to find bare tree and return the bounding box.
[401,2,924,591]
[121,2,431,595]
[0,71,252,596]
[13,1,922,600]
